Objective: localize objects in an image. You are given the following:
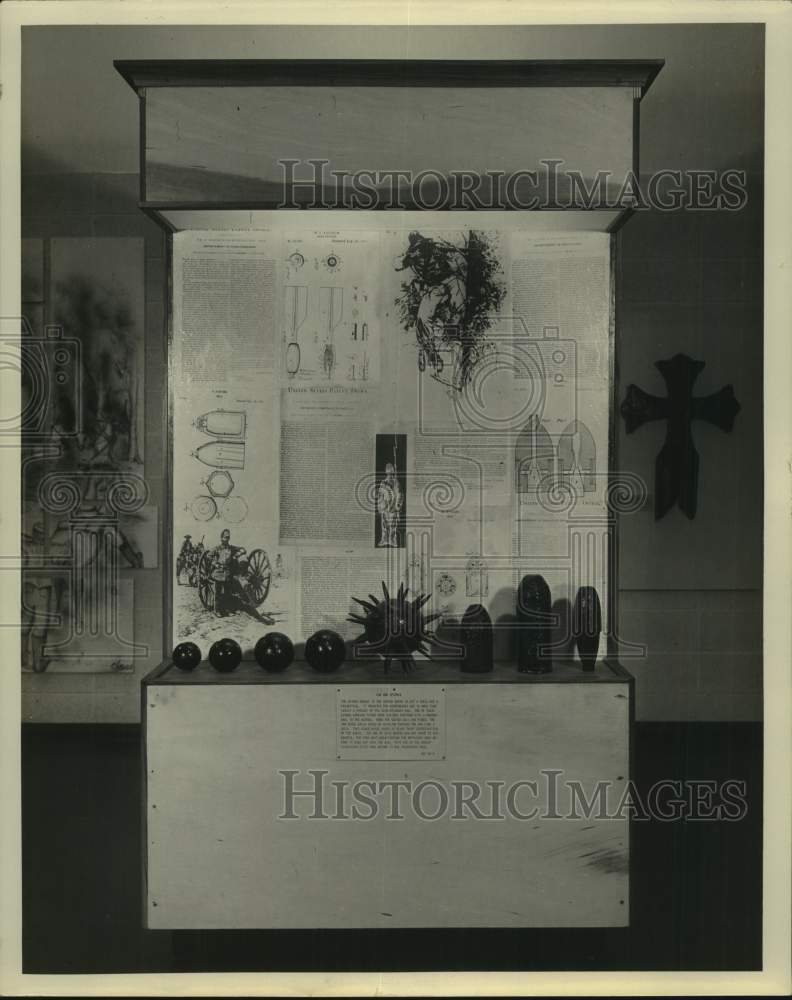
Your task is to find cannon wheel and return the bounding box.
[197,551,215,611]
[187,548,202,587]
[246,549,272,606]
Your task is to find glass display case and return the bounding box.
[119,57,661,929]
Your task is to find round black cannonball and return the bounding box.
[172,641,202,671]
[304,629,346,673]
[208,637,242,673]
[254,632,295,673]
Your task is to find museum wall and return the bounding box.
[19,23,763,723]
[20,172,167,721]
[616,206,763,721]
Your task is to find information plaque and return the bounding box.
[336,685,446,760]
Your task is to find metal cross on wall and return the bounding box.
[620,353,741,520]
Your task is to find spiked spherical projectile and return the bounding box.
[347,581,439,674]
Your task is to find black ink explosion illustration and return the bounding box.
[395,230,506,389]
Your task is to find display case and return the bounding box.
[119,58,661,929]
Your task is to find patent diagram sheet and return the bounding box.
[172,231,294,651]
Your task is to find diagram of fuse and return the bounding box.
[280,231,380,386]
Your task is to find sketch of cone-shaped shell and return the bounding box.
[192,440,245,469]
[194,409,246,439]
[515,416,554,495]
[558,421,596,493]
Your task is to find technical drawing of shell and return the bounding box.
[194,409,246,439]
[192,441,245,469]
[286,341,301,375]
[191,495,218,521]
[222,496,248,523]
[205,470,234,498]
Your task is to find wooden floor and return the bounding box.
[21,722,762,973]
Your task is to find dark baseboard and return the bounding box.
[22,722,141,740]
